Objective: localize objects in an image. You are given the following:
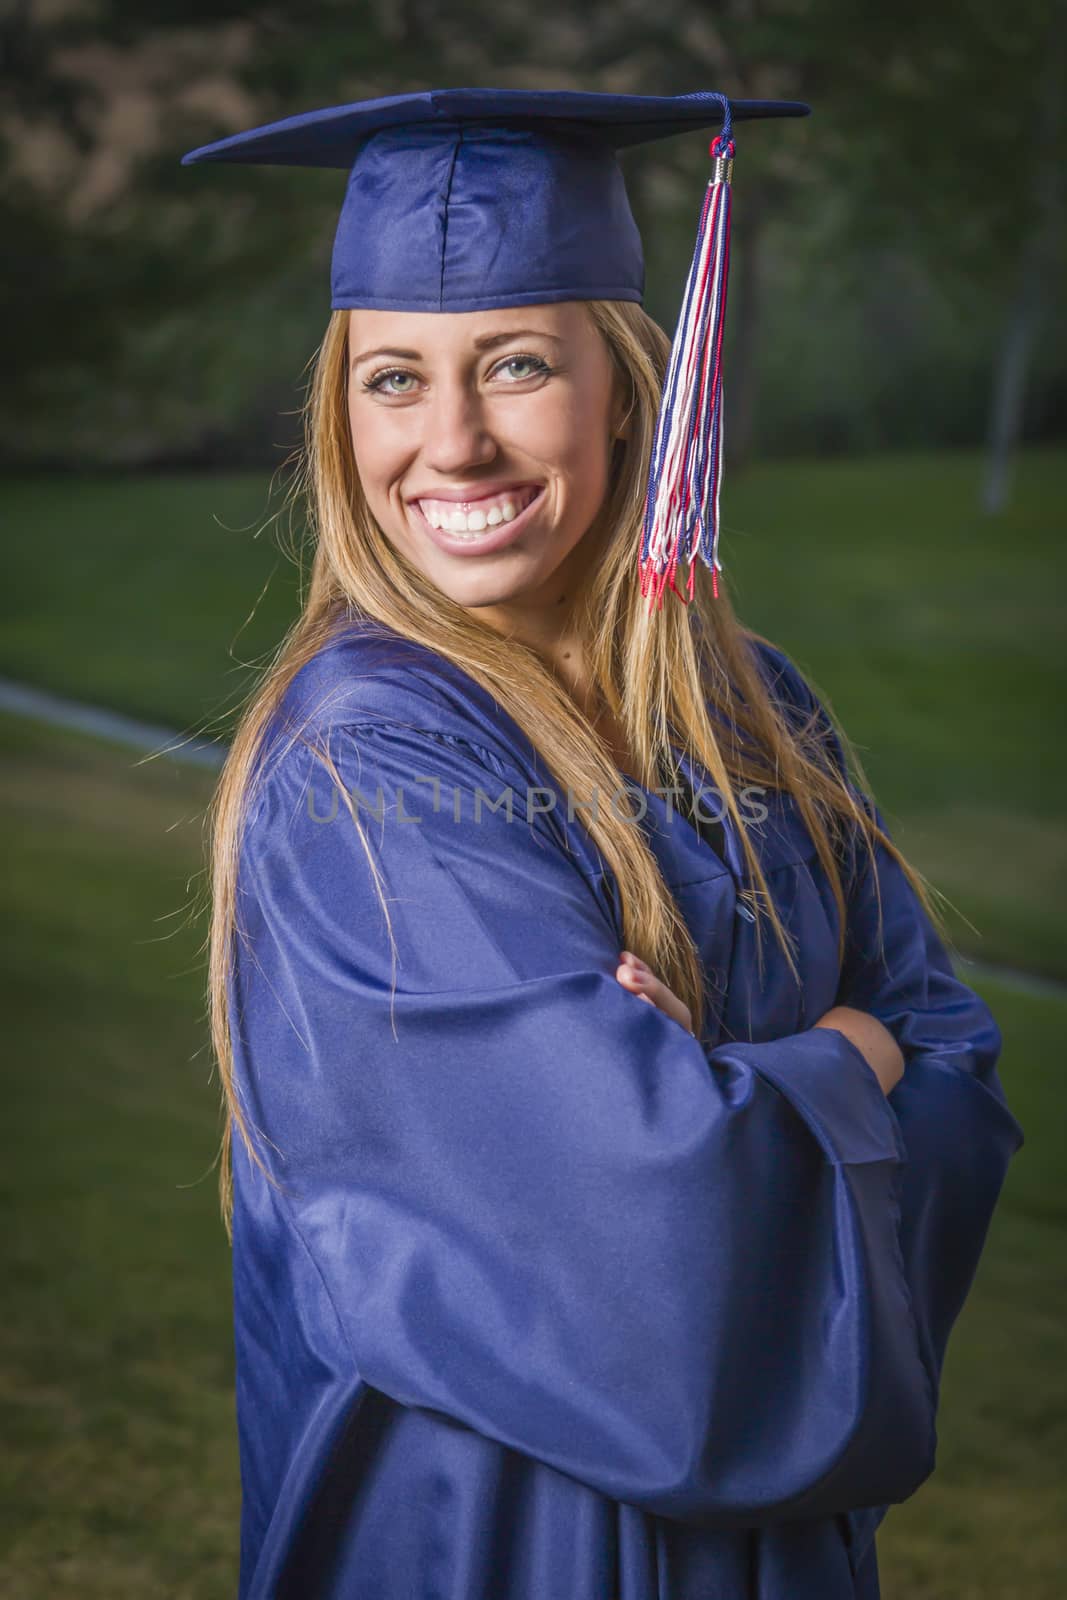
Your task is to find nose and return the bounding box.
[420,378,497,475]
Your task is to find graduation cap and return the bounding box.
[182,87,810,611]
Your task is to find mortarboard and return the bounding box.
[181,88,810,611]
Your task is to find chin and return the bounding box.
[437,571,537,611]
[391,519,587,612]
[417,544,555,604]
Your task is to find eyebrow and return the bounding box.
[350,328,564,368]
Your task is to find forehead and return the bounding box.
[346,302,592,359]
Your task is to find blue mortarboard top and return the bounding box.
[180,87,808,313]
[182,87,811,610]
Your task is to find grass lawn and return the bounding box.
[1,468,298,738]
[725,445,1065,982]
[0,713,237,1598]
[0,709,1059,1597]
[3,445,1064,978]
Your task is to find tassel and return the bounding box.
[639,100,735,613]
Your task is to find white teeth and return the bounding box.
[417,486,539,535]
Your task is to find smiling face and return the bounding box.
[346,301,628,621]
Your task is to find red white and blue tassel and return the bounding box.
[639,98,735,612]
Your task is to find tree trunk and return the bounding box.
[982,239,1045,515]
[982,34,1064,515]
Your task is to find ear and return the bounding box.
[611,375,635,442]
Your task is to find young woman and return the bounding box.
[189,90,1024,1600]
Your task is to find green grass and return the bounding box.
[0,469,303,737]
[724,445,1065,978]
[3,447,1064,977]
[0,712,238,1598]
[0,709,1060,1596]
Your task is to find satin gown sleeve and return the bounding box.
[230,710,970,1531]
[760,645,1026,1566]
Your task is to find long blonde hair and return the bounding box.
[205,298,947,1241]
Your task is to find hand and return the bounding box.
[812,1004,905,1097]
[616,951,695,1037]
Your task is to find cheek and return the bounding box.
[520,386,613,485]
[348,405,408,500]
[555,392,615,531]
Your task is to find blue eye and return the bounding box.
[363,369,417,395]
[361,352,554,397]
[497,354,552,380]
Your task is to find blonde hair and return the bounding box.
[205,299,948,1241]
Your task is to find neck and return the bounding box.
[473,602,646,784]
[464,519,607,705]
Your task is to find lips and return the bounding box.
[414,483,541,530]
[408,480,541,508]
[410,483,547,556]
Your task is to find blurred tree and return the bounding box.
[1,0,1063,476]
[787,0,1067,512]
[980,31,1064,513]
[516,0,1067,502]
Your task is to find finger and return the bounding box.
[617,960,652,985]
[616,964,694,1037]
[616,963,664,1002]
[637,973,693,1036]
[615,961,650,988]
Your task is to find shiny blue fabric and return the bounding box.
[228,616,1024,1599]
[179,88,810,311]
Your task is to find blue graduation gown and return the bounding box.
[228,617,1024,1599]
